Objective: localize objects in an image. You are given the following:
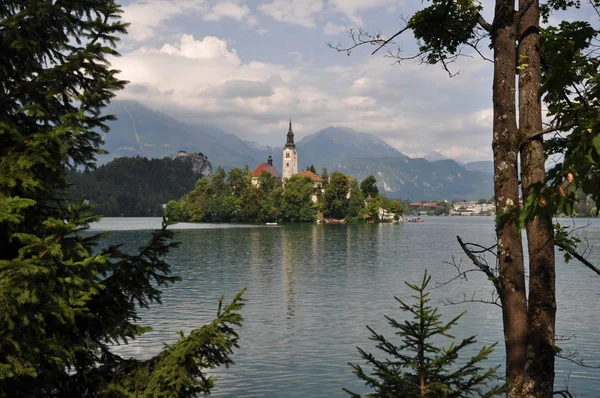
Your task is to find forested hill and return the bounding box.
[67,156,212,216]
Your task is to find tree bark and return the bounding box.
[518,0,557,395]
[491,1,528,395]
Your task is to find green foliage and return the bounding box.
[433,201,451,216]
[280,175,316,222]
[321,167,330,188]
[346,270,504,398]
[106,289,246,397]
[165,200,188,222]
[347,180,366,221]
[554,223,582,263]
[324,172,350,219]
[169,170,391,224]
[172,169,286,223]
[360,175,379,198]
[0,2,246,395]
[409,1,479,67]
[383,197,404,221]
[67,156,202,216]
[517,20,600,225]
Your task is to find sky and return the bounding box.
[108,0,590,163]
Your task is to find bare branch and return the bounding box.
[471,9,492,32]
[555,241,600,276]
[557,349,600,368]
[553,391,575,398]
[372,26,411,55]
[440,290,502,308]
[457,235,501,292]
[435,256,485,289]
[555,334,576,341]
[465,41,493,63]
[521,122,578,147]
[591,0,600,18]
[326,28,387,55]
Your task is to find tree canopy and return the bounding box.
[0,1,245,395]
[67,156,206,216]
[331,0,600,396]
[346,270,504,398]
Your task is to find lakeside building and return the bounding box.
[251,155,281,186]
[450,201,495,215]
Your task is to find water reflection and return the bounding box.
[282,228,296,321]
[102,218,600,397]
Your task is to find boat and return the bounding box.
[266,222,278,225]
[407,217,424,223]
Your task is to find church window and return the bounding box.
[286,163,289,167]
[286,152,290,158]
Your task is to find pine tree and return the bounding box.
[0,1,245,396]
[345,270,504,398]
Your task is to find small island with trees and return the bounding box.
[165,166,404,224]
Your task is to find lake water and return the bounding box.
[90,217,600,397]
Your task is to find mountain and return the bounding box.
[97,100,493,199]
[99,100,257,169]
[298,126,404,168]
[335,157,493,200]
[463,160,494,175]
[249,126,405,171]
[424,151,448,162]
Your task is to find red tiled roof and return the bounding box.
[297,170,324,182]
[252,163,281,178]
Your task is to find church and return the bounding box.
[252,119,323,189]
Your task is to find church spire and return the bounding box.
[285,118,295,148]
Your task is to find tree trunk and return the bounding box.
[518,0,557,395]
[491,1,528,395]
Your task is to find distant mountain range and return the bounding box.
[99,100,493,200]
[100,100,257,169]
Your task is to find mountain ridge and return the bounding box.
[99,100,493,199]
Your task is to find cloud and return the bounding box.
[323,22,349,35]
[207,80,275,99]
[122,0,206,41]
[159,34,241,65]
[259,0,324,28]
[328,0,398,25]
[204,1,257,27]
[111,33,495,162]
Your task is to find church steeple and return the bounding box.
[285,118,295,148]
[282,118,298,182]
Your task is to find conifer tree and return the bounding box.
[346,270,503,398]
[0,1,245,396]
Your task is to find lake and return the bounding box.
[90,217,600,397]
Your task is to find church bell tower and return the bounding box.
[282,118,298,182]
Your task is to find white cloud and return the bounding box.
[204,2,254,24]
[159,34,241,65]
[323,22,349,35]
[122,0,206,41]
[259,0,324,28]
[111,33,495,161]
